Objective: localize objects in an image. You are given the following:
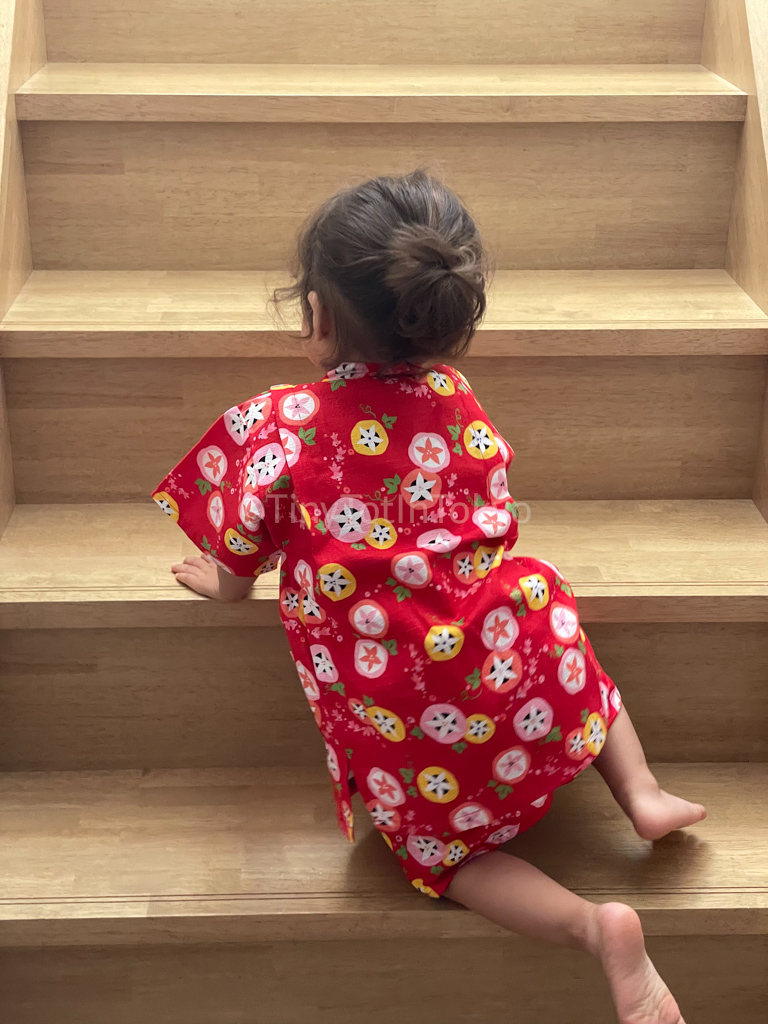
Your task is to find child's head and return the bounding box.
[275,170,487,370]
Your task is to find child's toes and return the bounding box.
[631,791,707,842]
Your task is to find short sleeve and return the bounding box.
[152,393,288,577]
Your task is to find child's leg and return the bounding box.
[448,852,684,1024]
[593,706,706,841]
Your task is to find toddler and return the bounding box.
[154,171,705,1024]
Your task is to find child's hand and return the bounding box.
[171,554,222,599]
[171,554,255,602]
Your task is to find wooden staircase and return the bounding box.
[1,0,767,1019]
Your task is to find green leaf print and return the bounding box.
[447,424,461,440]
[396,844,408,861]
[578,639,587,654]
[465,668,482,691]
[381,414,397,430]
[495,784,513,800]
[195,478,213,496]
[329,681,346,696]
[406,785,419,799]
[474,494,486,507]
[386,578,412,601]
[516,606,527,618]
[381,638,398,655]
[410,726,425,740]
[279,569,287,582]
[330,378,347,391]
[581,708,590,725]
[452,742,468,754]
[505,501,518,518]
[510,588,522,602]
[363,695,376,707]
[272,475,291,491]
[430,865,445,876]
[452,442,463,455]
[383,474,401,495]
[315,520,328,535]
[554,644,564,657]
[201,536,212,551]
[486,779,498,789]
[399,768,415,784]
[350,542,366,550]
[298,427,316,445]
[539,726,563,745]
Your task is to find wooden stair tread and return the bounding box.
[2,500,768,628]
[15,63,746,122]
[0,763,765,945]
[3,270,767,359]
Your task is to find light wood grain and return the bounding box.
[19,121,740,271]
[0,0,45,535]
[0,764,764,946]
[1,622,765,771]
[0,365,12,535]
[3,936,766,1024]
[3,500,768,628]
[714,0,768,519]
[0,627,322,769]
[2,269,767,358]
[0,0,44,317]
[703,0,768,316]
[40,0,706,65]
[0,503,281,628]
[5,355,763,504]
[14,63,746,123]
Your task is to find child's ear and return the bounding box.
[307,291,331,340]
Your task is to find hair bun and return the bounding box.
[385,224,485,353]
[388,225,465,273]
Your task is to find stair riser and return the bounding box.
[20,121,738,271]
[2,936,765,1024]
[1,623,765,771]
[42,0,706,64]
[4,328,768,360]
[5,356,764,504]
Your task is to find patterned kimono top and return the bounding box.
[154,362,620,897]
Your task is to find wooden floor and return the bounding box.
[2,269,767,357]
[1,763,765,946]
[2,499,768,627]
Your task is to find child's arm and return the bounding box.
[171,554,254,602]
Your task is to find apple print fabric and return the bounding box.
[154,362,621,898]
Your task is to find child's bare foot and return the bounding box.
[625,785,706,842]
[593,902,684,1024]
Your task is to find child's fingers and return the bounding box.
[171,556,210,573]
[173,571,200,589]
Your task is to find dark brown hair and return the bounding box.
[273,170,488,370]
